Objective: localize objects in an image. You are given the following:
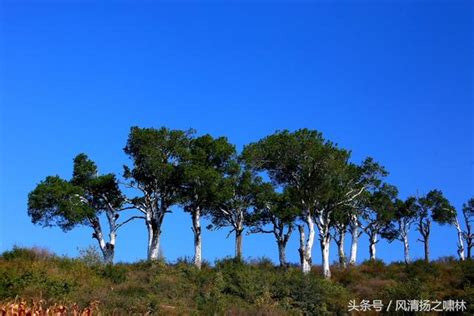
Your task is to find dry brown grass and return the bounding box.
[0,299,99,316]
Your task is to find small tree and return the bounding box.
[207,166,260,260]
[346,158,388,266]
[28,154,138,263]
[180,134,236,268]
[461,198,474,259]
[382,197,418,264]
[331,205,352,268]
[415,190,456,262]
[360,183,398,261]
[123,126,193,260]
[248,185,297,267]
[241,129,333,274]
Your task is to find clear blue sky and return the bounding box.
[0,0,472,265]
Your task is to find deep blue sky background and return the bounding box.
[0,0,472,265]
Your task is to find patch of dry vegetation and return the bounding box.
[1,248,473,315]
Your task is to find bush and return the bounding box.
[77,245,104,267]
[0,247,472,314]
[97,264,127,284]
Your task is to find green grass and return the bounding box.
[1,247,473,315]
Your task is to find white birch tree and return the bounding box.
[461,198,474,259]
[180,134,236,268]
[28,153,140,264]
[382,197,418,264]
[123,126,193,260]
[415,190,457,262]
[207,167,261,260]
[248,185,297,267]
[242,130,387,278]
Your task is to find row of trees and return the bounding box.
[27,127,474,278]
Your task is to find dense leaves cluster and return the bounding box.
[27,126,473,278]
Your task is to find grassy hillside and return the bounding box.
[1,247,473,315]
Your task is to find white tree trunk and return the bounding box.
[403,233,410,264]
[148,228,160,260]
[233,210,245,260]
[146,212,161,260]
[304,213,315,274]
[399,220,410,264]
[349,217,359,265]
[316,212,332,279]
[369,233,377,260]
[321,233,331,279]
[192,208,202,268]
[298,213,315,274]
[90,216,114,264]
[105,208,117,264]
[298,225,308,272]
[277,241,287,267]
[337,230,346,268]
[454,218,466,261]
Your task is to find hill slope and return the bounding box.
[1,247,473,315]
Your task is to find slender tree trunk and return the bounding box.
[275,224,292,267]
[192,208,202,269]
[277,240,287,267]
[315,213,332,279]
[146,212,162,261]
[90,216,115,264]
[235,229,243,260]
[148,226,161,260]
[105,208,117,264]
[402,233,410,264]
[454,218,465,261]
[423,234,430,262]
[399,220,410,264]
[463,210,472,259]
[320,232,331,279]
[349,217,360,265]
[369,233,377,261]
[299,213,315,274]
[298,225,307,270]
[335,229,347,268]
[418,218,431,263]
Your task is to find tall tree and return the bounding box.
[242,129,331,274]
[180,134,236,268]
[415,190,456,262]
[248,185,297,267]
[382,197,418,264]
[242,130,385,278]
[123,126,193,260]
[360,183,398,261]
[453,211,466,261]
[207,166,260,260]
[347,158,388,265]
[348,215,363,265]
[331,205,352,268]
[28,154,138,263]
[462,198,474,259]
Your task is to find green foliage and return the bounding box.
[77,245,104,267]
[417,189,456,225]
[1,247,473,314]
[28,176,93,231]
[463,198,474,218]
[180,134,236,215]
[123,126,193,198]
[98,264,127,284]
[27,153,126,239]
